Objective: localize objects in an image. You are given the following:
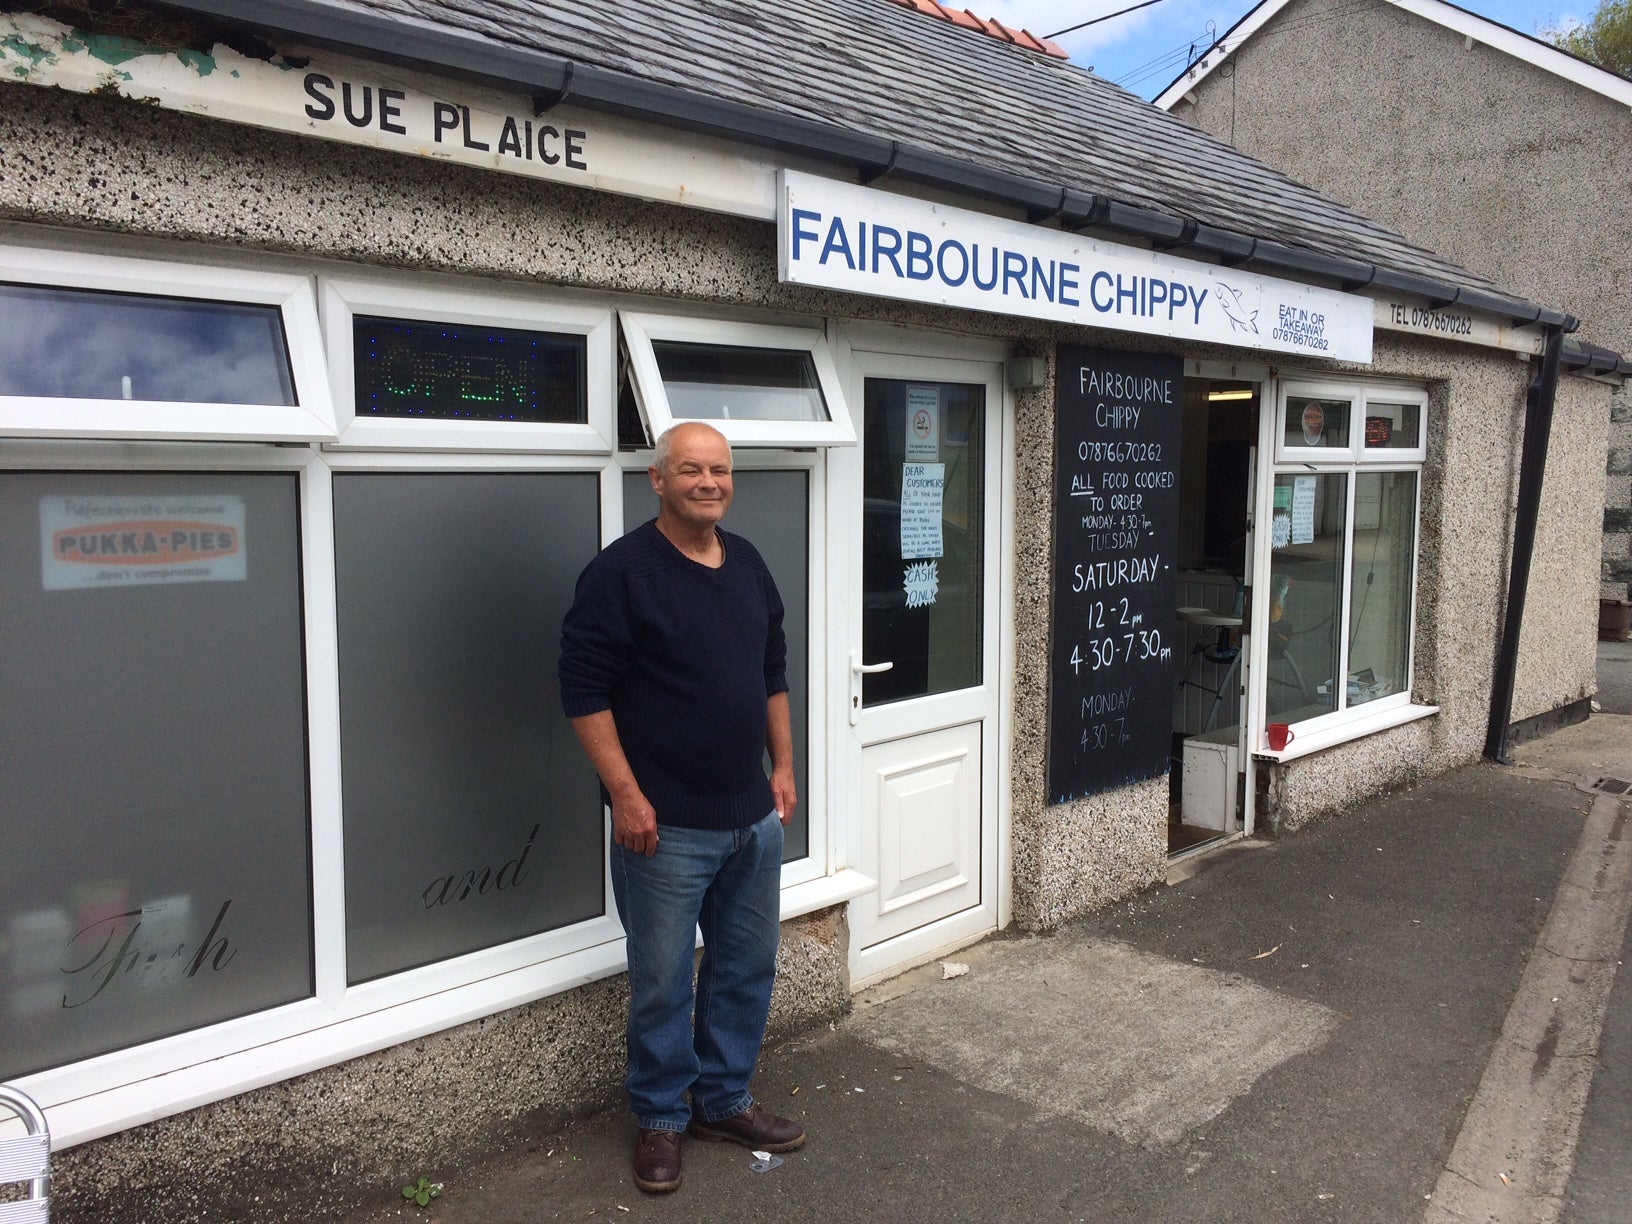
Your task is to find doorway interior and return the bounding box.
[1169,366,1264,856]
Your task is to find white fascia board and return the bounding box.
[1384,0,1632,107]
[1152,0,1297,111]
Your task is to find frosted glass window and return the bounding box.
[335,473,603,983]
[0,471,311,1079]
[652,342,828,422]
[622,469,810,862]
[0,283,295,405]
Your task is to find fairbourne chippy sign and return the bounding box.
[779,170,1375,363]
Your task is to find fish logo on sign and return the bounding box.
[1214,282,1259,336]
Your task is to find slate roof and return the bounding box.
[321,0,1507,302]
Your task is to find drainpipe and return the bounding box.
[1484,323,1567,764]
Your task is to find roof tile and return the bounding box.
[332,0,1502,299]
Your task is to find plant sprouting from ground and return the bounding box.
[401,1176,443,1208]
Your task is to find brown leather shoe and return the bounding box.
[632,1127,683,1192]
[687,1102,806,1152]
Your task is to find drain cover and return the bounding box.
[1577,774,1632,795]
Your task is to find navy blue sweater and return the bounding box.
[558,521,788,830]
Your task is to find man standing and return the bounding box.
[558,422,806,1193]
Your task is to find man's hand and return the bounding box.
[570,710,659,856]
[770,765,797,827]
[612,789,660,857]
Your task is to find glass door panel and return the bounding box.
[861,379,984,706]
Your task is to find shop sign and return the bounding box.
[0,12,778,219]
[781,171,1374,362]
[40,494,247,590]
[1374,300,1545,355]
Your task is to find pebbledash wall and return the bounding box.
[1159,0,1632,601]
[0,37,1610,1224]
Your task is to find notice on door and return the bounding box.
[899,462,945,560]
[1047,346,1182,804]
[905,385,940,461]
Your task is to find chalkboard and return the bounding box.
[1047,345,1183,804]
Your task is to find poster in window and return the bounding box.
[39,494,247,590]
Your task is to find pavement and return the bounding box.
[344,660,1632,1223]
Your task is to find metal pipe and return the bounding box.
[1484,324,1565,763]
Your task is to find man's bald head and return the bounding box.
[653,422,730,474]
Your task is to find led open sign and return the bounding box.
[1365,415,1393,446]
[354,316,585,423]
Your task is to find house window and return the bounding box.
[352,316,586,424]
[649,341,827,423]
[620,312,855,447]
[620,466,813,863]
[0,245,333,442]
[1264,382,1425,735]
[0,469,312,1080]
[321,277,612,452]
[333,471,604,984]
[0,284,294,406]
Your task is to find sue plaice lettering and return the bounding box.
[303,74,588,169]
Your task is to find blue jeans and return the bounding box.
[611,810,783,1132]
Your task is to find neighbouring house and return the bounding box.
[0,0,1624,1219]
[1155,0,1632,611]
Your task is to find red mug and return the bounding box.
[1266,722,1295,751]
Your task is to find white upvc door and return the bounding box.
[830,346,1005,987]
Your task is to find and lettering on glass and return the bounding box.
[420,823,539,908]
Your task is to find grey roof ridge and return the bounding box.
[148,0,1629,375]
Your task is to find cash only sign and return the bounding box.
[779,170,1373,361]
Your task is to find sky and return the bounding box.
[978,0,1586,98]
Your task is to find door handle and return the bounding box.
[849,651,893,725]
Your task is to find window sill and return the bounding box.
[29,868,877,1148]
[781,868,877,920]
[1254,702,1438,764]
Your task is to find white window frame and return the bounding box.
[320,276,614,452]
[1,280,876,1149]
[1256,379,1433,758]
[612,445,856,906]
[620,310,856,448]
[0,245,334,442]
[1,441,630,1148]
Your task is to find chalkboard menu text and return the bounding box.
[1048,345,1183,803]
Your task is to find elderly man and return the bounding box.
[558,421,805,1193]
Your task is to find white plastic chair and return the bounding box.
[0,1084,50,1223]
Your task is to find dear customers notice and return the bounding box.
[789,210,1209,323]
